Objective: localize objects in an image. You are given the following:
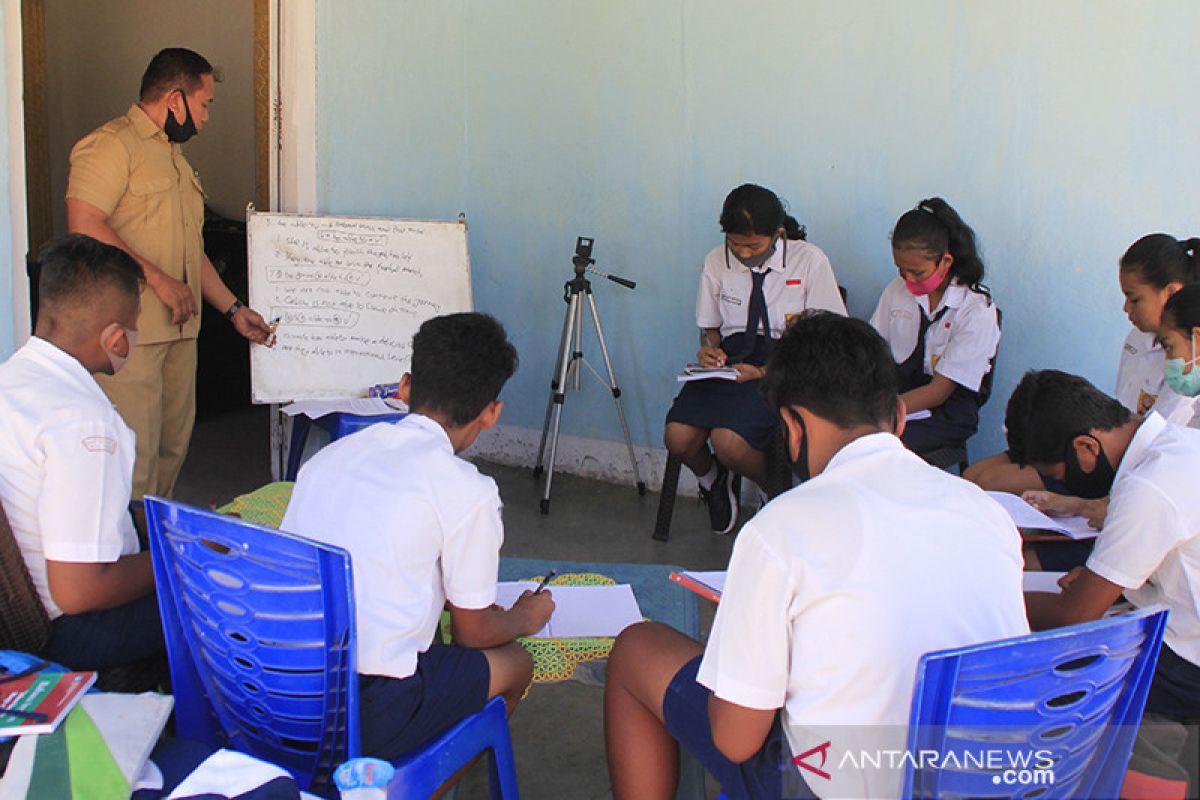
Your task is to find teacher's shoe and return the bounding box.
[700,463,739,534]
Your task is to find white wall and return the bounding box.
[314,0,1200,472]
[43,0,255,229]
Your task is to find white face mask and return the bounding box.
[100,323,138,374]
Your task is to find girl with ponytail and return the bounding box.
[664,183,846,533]
[870,197,999,457]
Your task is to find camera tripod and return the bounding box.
[533,238,647,514]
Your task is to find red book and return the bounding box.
[669,570,725,603]
[0,670,97,736]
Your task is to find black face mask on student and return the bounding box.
[164,90,198,143]
[785,408,811,483]
[1062,434,1116,499]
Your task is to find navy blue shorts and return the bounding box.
[1145,644,1200,721]
[47,591,165,671]
[358,644,491,760]
[1031,538,1095,572]
[663,656,814,800]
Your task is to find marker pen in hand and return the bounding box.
[266,316,281,348]
[533,570,557,595]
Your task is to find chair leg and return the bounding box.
[653,455,682,542]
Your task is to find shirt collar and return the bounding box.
[724,238,788,275]
[24,336,113,405]
[404,412,455,452]
[126,103,167,142]
[1115,411,1168,481]
[822,430,906,473]
[917,280,969,316]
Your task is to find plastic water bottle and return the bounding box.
[333,757,395,800]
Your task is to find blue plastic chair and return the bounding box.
[285,412,407,481]
[145,497,518,798]
[903,605,1168,799]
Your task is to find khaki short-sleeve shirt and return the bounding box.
[67,104,205,344]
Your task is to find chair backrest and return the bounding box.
[144,496,359,794]
[0,500,51,654]
[903,605,1168,799]
[977,305,1002,407]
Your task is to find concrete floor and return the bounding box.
[176,406,737,799]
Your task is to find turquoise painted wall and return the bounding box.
[316,0,1200,456]
[0,0,15,359]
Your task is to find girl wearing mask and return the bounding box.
[663,184,845,534]
[1160,280,1200,427]
[870,198,999,457]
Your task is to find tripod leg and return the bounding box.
[540,293,581,513]
[534,288,578,479]
[584,291,648,496]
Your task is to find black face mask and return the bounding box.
[785,408,811,483]
[1063,434,1116,499]
[164,91,197,143]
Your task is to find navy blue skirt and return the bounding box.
[665,334,779,452]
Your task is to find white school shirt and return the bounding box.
[1086,412,1200,666]
[697,433,1028,799]
[0,337,139,619]
[695,239,846,339]
[1115,328,1198,424]
[281,413,503,680]
[869,278,1000,392]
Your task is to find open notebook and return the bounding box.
[986,491,1098,540]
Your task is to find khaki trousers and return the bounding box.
[96,338,197,500]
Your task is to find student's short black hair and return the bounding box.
[38,234,143,316]
[1004,370,1132,467]
[139,48,213,102]
[763,310,897,428]
[409,312,518,426]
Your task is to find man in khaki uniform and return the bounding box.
[67,48,272,499]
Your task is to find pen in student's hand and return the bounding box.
[533,570,557,595]
[266,317,281,347]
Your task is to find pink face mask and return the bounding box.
[904,261,951,296]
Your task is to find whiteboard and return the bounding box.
[247,211,473,403]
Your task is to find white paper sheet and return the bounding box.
[495,582,644,638]
[680,570,727,596]
[905,409,932,421]
[1023,571,1068,594]
[985,491,1099,540]
[676,364,740,383]
[280,397,408,419]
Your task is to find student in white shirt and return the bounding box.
[1159,282,1200,425]
[1012,370,1200,781]
[664,184,846,533]
[281,313,553,778]
[0,234,163,670]
[608,311,1028,800]
[967,233,1200,501]
[870,197,999,459]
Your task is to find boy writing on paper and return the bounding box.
[1010,370,1200,784]
[281,312,553,768]
[604,311,1028,799]
[0,234,165,670]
